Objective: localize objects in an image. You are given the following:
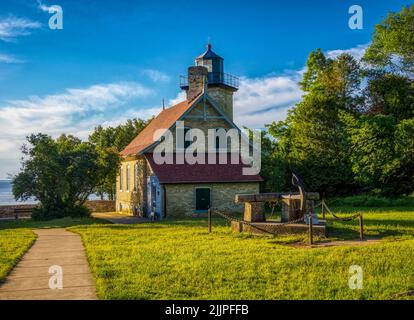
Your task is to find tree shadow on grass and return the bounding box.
[0,217,110,230]
[327,218,414,240]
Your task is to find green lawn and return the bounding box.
[0,229,35,282]
[1,206,413,299]
[0,217,108,282]
[68,206,414,300]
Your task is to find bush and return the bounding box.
[32,205,90,221]
[329,195,414,207]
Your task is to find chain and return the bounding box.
[212,207,306,236]
[321,201,361,221]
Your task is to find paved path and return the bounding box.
[0,229,97,300]
[92,212,149,224]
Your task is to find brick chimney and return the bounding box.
[186,66,208,101]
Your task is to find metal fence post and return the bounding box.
[322,199,326,220]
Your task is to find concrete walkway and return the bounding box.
[92,212,149,224]
[0,229,97,300]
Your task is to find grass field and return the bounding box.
[0,229,35,282]
[69,206,414,300]
[1,205,413,299]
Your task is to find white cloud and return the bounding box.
[0,82,154,178]
[234,74,303,128]
[0,16,41,41]
[100,107,162,128]
[0,53,24,63]
[233,44,370,129]
[142,69,171,83]
[326,43,369,61]
[168,91,186,106]
[36,0,55,12]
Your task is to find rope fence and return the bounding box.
[208,198,365,244]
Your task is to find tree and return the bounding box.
[344,115,414,196]
[256,129,291,193]
[354,5,414,196]
[88,118,150,199]
[266,51,362,195]
[365,73,414,120]
[363,5,414,77]
[12,134,119,220]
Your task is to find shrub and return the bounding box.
[32,205,91,221]
[329,195,414,207]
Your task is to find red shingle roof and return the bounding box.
[145,153,263,184]
[120,95,201,156]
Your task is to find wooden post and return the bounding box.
[359,214,364,241]
[321,200,326,220]
[208,207,212,233]
[309,213,313,246]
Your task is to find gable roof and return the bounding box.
[120,94,202,156]
[145,153,263,184]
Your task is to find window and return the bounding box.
[126,165,130,192]
[177,126,192,151]
[119,166,123,191]
[196,59,212,72]
[134,164,138,192]
[215,128,226,152]
[184,127,192,149]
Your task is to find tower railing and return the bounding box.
[180,72,239,89]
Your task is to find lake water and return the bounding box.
[0,180,37,205]
[0,180,102,205]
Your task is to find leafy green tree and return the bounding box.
[88,118,150,199]
[344,115,414,196]
[365,73,414,120]
[13,134,119,220]
[364,5,414,76]
[256,130,291,193]
[352,5,414,196]
[300,48,329,92]
[266,52,362,195]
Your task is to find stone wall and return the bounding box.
[0,204,37,219]
[187,66,208,101]
[0,201,115,219]
[181,100,237,151]
[164,182,260,217]
[207,86,234,120]
[85,200,115,213]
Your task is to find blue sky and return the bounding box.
[0,0,411,178]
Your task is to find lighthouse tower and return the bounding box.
[180,44,239,120]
